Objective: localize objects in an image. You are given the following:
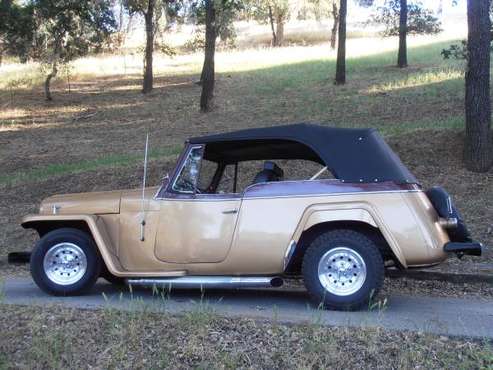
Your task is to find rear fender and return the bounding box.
[291,203,407,267]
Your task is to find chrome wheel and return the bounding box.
[43,243,87,285]
[317,247,367,296]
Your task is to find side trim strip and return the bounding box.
[154,189,419,202]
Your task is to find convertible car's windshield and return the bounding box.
[172,149,333,196]
[170,140,335,196]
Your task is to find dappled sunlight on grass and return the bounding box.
[367,68,464,94]
[0,104,91,131]
[0,35,465,92]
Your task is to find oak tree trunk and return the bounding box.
[142,0,155,94]
[397,0,408,68]
[330,2,339,50]
[276,19,284,47]
[200,0,216,112]
[268,5,278,47]
[335,0,347,85]
[464,0,492,171]
[44,61,58,101]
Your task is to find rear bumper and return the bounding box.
[444,241,483,257]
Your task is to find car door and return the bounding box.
[154,145,241,264]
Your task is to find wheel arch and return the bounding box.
[286,219,405,275]
[22,214,124,276]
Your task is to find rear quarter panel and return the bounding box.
[189,182,449,274]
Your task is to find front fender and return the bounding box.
[21,214,125,276]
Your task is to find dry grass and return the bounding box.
[0,303,491,369]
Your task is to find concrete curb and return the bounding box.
[386,268,493,284]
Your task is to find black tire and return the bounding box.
[30,228,102,296]
[302,229,384,311]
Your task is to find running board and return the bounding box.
[126,276,284,289]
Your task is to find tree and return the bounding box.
[330,1,339,50]
[305,0,339,50]
[334,0,346,84]
[248,0,290,47]
[192,0,242,59]
[441,2,493,60]
[370,0,441,67]
[125,0,159,93]
[31,0,116,100]
[113,0,135,49]
[464,0,492,172]
[0,0,35,65]
[200,0,216,111]
[143,0,156,93]
[397,0,407,67]
[194,0,242,111]
[125,0,181,93]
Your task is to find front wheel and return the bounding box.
[302,229,384,311]
[30,228,102,296]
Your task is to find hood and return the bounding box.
[40,190,123,215]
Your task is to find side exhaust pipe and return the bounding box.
[8,252,31,264]
[126,276,284,289]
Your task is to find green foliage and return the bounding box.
[441,3,493,61]
[32,0,116,62]
[184,31,206,51]
[1,0,116,64]
[124,0,184,53]
[441,40,468,60]
[156,41,178,56]
[297,0,336,22]
[370,0,442,37]
[246,0,289,25]
[0,1,35,62]
[190,0,243,45]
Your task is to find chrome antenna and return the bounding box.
[140,133,149,241]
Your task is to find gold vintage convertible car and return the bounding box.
[20,124,483,310]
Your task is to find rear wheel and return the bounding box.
[30,228,101,296]
[302,229,384,311]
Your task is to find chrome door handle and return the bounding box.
[222,209,238,214]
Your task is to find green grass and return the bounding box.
[0,146,182,187]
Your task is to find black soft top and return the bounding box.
[189,123,417,184]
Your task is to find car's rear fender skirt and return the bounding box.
[21,214,126,276]
[289,205,408,269]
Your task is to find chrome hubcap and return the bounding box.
[43,243,87,285]
[317,247,367,296]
